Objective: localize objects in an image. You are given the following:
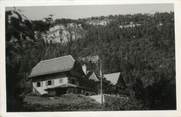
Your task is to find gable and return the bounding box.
[104,72,120,85]
[89,72,99,82]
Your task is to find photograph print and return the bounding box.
[5,4,176,112]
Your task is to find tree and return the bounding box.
[6,9,37,111]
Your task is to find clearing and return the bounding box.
[22,94,128,111]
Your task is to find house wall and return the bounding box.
[32,75,68,95]
[68,76,79,86]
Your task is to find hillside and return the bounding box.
[6,10,176,111]
[22,94,135,111]
[22,94,102,111]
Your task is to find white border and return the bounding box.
[0,0,181,117]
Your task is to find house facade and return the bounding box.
[29,55,96,96]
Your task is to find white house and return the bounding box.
[28,55,95,96]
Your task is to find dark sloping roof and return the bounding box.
[29,55,75,78]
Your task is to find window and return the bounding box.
[46,80,53,86]
[36,82,41,87]
[59,79,63,83]
[71,79,76,84]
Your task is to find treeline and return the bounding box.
[6,10,175,111]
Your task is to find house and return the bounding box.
[104,72,120,85]
[119,22,141,29]
[86,19,110,26]
[28,55,96,96]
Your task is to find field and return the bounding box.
[22,94,131,111]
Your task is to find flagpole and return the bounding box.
[99,59,103,105]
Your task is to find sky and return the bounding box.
[6,4,174,20]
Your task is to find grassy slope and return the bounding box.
[22,94,102,111]
[22,94,135,111]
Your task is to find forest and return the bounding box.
[6,10,176,111]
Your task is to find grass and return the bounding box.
[22,94,136,111]
[22,94,102,111]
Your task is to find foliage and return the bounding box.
[22,94,102,111]
[6,10,36,111]
[22,94,144,111]
[6,10,50,111]
[6,10,175,111]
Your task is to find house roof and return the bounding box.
[29,55,75,78]
[104,72,120,85]
[88,72,99,82]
